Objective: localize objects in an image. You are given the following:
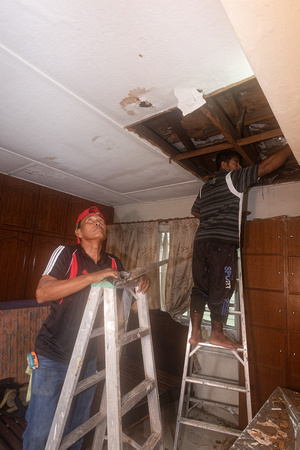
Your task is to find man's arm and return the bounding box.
[36,269,121,304]
[258,145,293,177]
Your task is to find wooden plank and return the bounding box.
[0,418,22,450]
[237,127,283,146]
[133,123,207,180]
[201,99,255,165]
[119,327,150,347]
[121,378,155,416]
[173,127,283,162]
[74,369,106,396]
[60,411,106,450]
[174,141,232,161]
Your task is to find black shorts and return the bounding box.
[190,240,237,323]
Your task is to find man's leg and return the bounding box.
[207,242,241,349]
[189,241,209,345]
[189,310,205,345]
[210,320,241,349]
[23,356,68,450]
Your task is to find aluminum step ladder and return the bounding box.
[45,281,163,450]
[173,251,252,449]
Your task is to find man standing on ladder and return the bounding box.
[189,145,292,349]
[23,206,149,450]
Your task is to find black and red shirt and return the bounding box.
[35,245,123,364]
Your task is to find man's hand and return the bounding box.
[136,275,150,294]
[88,268,121,284]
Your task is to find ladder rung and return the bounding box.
[185,376,248,393]
[191,341,244,353]
[179,417,241,437]
[121,377,156,416]
[122,432,142,449]
[189,396,238,413]
[74,369,106,396]
[141,432,162,449]
[119,326,150,347]
[90,326,104,338]
[60,411,106,450]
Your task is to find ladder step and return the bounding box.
[185,375,248,393]
[122,432,142,449]
[122,377,156,416]
[90,326,104,338]
[141,432,163,449]
[119,326,150,347]
[74,369,106,396]
[191,342,244,353]
[179,417,241,437]
[60,411,107,450]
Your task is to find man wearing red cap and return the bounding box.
[23,206,149,450]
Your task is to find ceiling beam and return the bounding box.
[129,123,207,180]
[173,127,283,161]
[201,98,255,165]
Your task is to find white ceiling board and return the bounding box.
[123,181,201,203]
[0,148,36,174]
[11,162,141,207]
[0,0,255,208]
[0,49,196,193]
[0,0,253,124]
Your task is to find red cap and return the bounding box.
[75,206,105,243]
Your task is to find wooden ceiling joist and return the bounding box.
[127,78,299,183]
[173,128,283,162]
[201,98,256,165]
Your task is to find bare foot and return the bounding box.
[210,331,241,349]
[189,329,206,345]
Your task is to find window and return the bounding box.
[158,221,239,337]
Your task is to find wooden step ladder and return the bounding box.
[45,282,163,450]
[173,251,252,449]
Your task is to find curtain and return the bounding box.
[165,217,199,319]
[106,221,160,309]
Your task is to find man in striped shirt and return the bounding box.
[189,146,292,349]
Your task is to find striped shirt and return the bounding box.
[193,165,258,245]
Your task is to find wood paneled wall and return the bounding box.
[0,174,114,302]
[242,217,300,415]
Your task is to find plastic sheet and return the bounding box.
[231,387,299,449]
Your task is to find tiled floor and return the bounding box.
[122,401,238,450]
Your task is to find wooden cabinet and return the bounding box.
[24,234,63,299]
[0,177,39,231]
[35,187,68,236]
[242,217,300,414]
[0,174,114,302]
[0,230,33,301]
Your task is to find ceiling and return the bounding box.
[0,1,298,208]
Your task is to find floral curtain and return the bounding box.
[106,221,160,309]
[165,217,199,319]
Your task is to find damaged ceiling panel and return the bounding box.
[128,77,299,185]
